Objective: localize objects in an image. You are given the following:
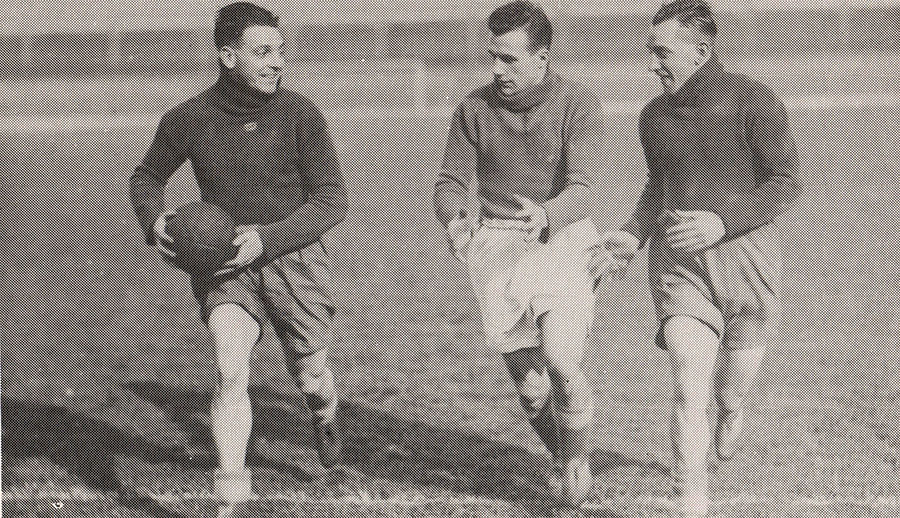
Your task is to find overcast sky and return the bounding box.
[1,0,897,32]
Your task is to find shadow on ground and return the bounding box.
[1,396,188,518]
[3,383,667,517]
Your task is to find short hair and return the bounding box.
[653,0,718,40]
[488,1,552,52]
[214,2,279,49]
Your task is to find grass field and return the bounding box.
[1,74,899,517]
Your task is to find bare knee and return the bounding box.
[517,368,551,418]
[208,305,257,384]
[538,310,588,382]
[213,357,249,392]
[289,349,330,394]
[299,367,329,395]
[714,384,742,413]
[206,305,256,400]
[670,353,713,410]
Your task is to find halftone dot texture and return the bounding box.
[2,1,899,517]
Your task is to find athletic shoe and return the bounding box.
[313,417,342,469]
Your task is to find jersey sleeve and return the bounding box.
[541,88,602,239]
[621,106,663,247]
[129,109,189,245]
[718,83,802,239]
[434,103,478,228]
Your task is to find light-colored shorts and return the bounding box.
[648,222,782,351]
[463,218,599,353]
[192,242,334,355]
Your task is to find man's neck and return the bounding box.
[496,68,554,112]
[210,70,276,116]
[670,53,722,106]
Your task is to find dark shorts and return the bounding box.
[192,242,334,355]
[648,223,782,351]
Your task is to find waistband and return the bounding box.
[480,218,528,230]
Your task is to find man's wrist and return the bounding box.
[710,211,726,242]
[539,207,551,242]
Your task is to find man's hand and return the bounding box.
[588,230,640,281]
[665,210,725,254]
[512,195,548,242]
[215,226,263,277]
[153,211,177,264]
[447,210,477,262]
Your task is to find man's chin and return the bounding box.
[254,77,281,95]
[496,83,517,97]
[659,80,675,95]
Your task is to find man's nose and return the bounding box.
[493,58,506,77]
[648,54,662,73]
[271,52,285,69]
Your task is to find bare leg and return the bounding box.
[207,303,260,502]
[503,346,557,457]
[663,316,719,517]
[288,348,338,423]
[286,347,341,467]
[539,308,594,507]
[713,346,765,461]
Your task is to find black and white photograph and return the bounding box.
[1,0,897,516]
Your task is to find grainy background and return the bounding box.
[1,1,898,516]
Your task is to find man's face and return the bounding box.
[648,17,706,95]
[489,27,547,97]
[221,25,285,94]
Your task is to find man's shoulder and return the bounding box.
[274,88,331,127]
[557,74,593,99]
[156,90,210,131]
[721,70,781,106]
[165,89,208,117]
[276,88,321,110]
[640,94,668,119]
[460,84,494,110]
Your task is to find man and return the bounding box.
[435,0,624,506]
[603,1,802,515]
[129,2,347,510]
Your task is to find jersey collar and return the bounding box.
[494,68,558,113]
[671,54,724,107]
[208,71,277,117]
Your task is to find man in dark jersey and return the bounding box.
[604,1,802,516]
[129,2,347,510]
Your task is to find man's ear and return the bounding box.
[219,46,237,69]
[535,47,549,66]
[695,40,711,65]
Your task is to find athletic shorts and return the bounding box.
[463,217,599,353]
[648,222,782,351]
[192,242,334,355]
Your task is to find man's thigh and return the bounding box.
[648,237,725,350]
[703,224,783,351]
[536,301,593,369]
[195,271,266,334]
[465,225,538,347]
[261,249,335,357]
